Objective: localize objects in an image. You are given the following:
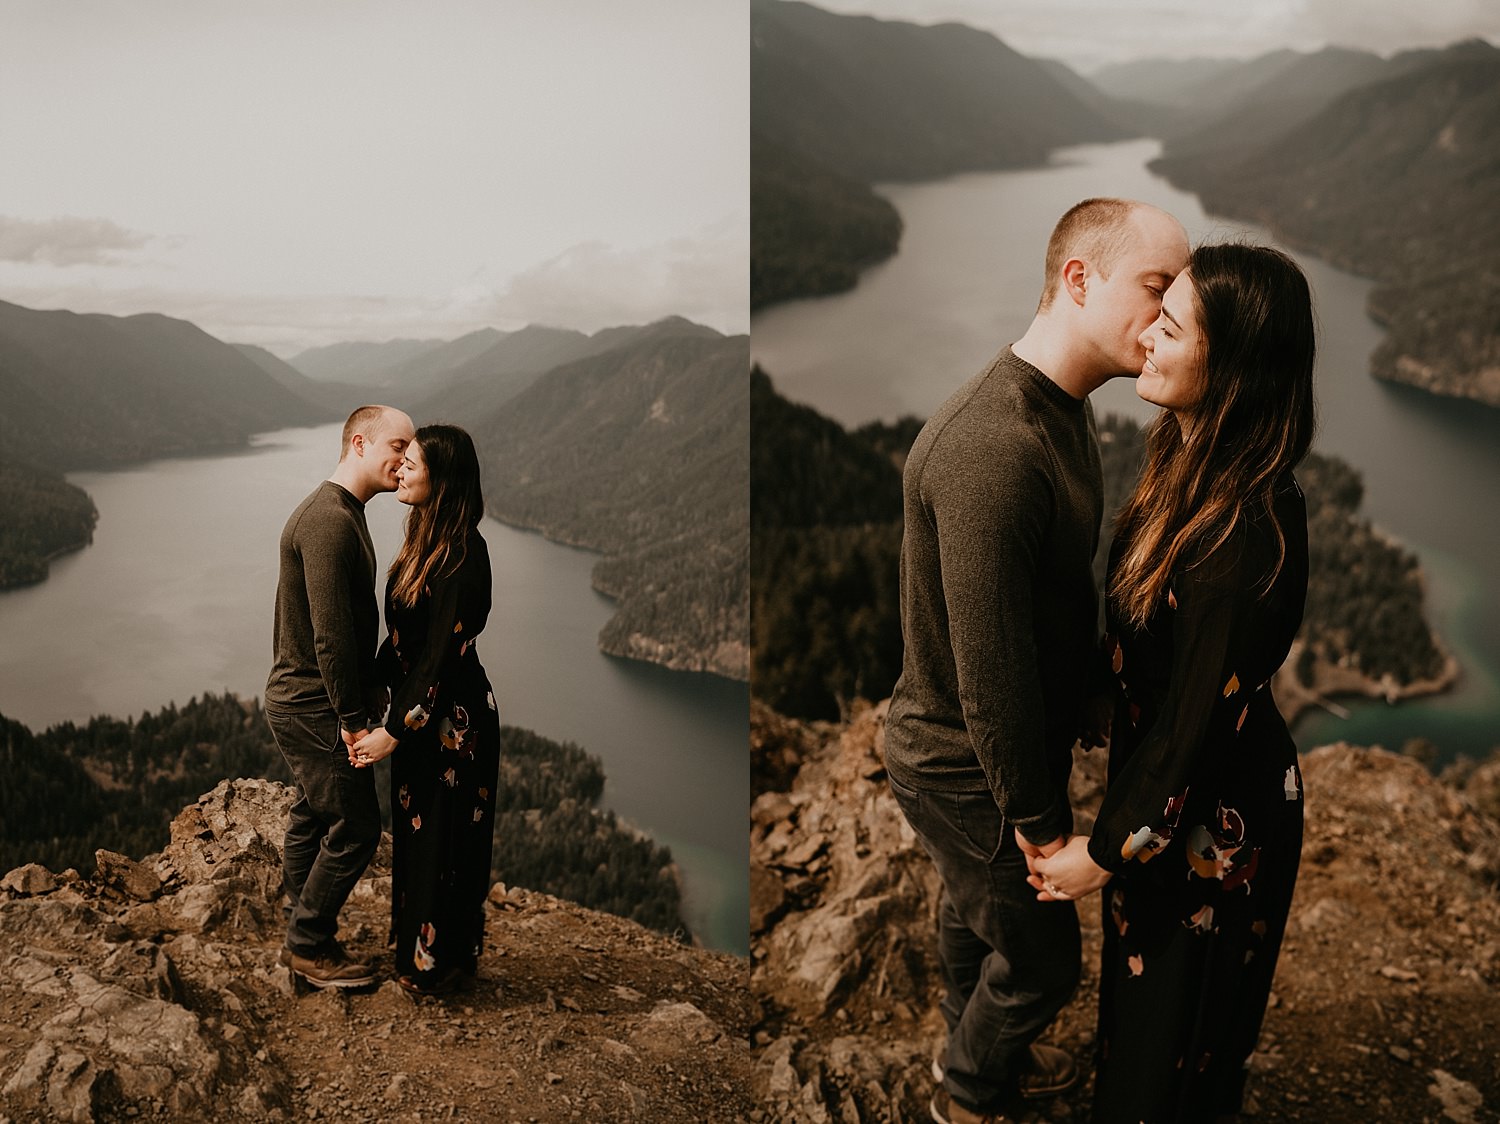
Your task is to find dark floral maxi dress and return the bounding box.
[378,529,501,984]
[1086,479,1308,1122]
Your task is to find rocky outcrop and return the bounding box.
[1,778,752,1123]
[751,703,1500,1123]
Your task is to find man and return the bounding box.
[265,404,415,988]
[884,199,1190,1124]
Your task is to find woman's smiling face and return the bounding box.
[395,439,432,506]
[1135,270,1206,419]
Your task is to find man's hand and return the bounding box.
[1029,835,1111,902]
[340,726,369,749]
[350,727,399,768]
[1015,829,1067,875]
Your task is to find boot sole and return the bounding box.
[930,1059,1077,1099]
[293,970,377,989]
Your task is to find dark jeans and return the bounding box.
[889,772,1081,1113]
[265,704,382,955]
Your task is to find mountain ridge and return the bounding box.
[750,0,1130,309]
[1152,42,1500,406]
[479,325,749,680]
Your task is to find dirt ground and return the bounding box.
[750,703,1500,1123]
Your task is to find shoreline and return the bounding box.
[486,507,749,684]
[1275,638,1462,729]
[0,534,94,593]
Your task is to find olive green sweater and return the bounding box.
[265,481,379,731]
[885,348,1103,846]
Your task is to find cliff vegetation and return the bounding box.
[0,693,688,941]
[752,373,1449,721]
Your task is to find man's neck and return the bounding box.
[1011,320,1116,401]
[326,464,373,505]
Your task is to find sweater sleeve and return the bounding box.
[385,542,491,740]
[924,432,1070,846]
[1086,538,1244,873]
[299,516,370,731]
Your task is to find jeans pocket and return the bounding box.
[267,708,342,760]
[952,791,1008,864]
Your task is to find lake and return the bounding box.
[0,423,749,954]
[751,138,1500,765]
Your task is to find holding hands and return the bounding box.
[349,727,399,768]
[1027,834,1111,902]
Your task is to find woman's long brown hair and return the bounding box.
[388,424,485,607]
[1110,243,1317,626]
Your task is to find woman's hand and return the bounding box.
[350,727,398,768]
[1028,835,1112,902]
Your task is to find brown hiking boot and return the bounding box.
[929,1087,1036,1124]
[286,941,375,989]
[1016,1043,1077,1098]
[931,1042,1078,1099]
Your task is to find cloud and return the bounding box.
[1298,0,1500,56]
[491,221,749,337]
[0,215,152,266]
[804,0,1499,69]
[0,219,748,355]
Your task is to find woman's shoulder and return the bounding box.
[458,525,492,577]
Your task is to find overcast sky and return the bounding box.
[807,0,1500,72]
[0,1,747,354]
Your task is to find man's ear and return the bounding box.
[349,433,366,459]
[1062,258,1089,307]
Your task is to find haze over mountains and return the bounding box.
[1147,40,1500,406]
[480,320,749,679]
[751,0,1500,408]
[0,297,749,678]
[0,301,331,472]
[750,0,1129,308]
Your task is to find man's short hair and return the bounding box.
[340,405,387,461]
[1038,198,1140,311]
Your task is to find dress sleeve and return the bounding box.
[925,432,1071,846]
[384,541,491,740]
[1087,535,1246,873]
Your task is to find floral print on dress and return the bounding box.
[1091,477,1308,1118]
[1185,904,1215,935]
[1185,807,1260,892]
[1120,788,1188,863]
[414,922,437,972]
[375,528,501,985]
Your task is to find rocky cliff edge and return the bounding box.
[750,700,1500,1124]
[0,779,752,1124]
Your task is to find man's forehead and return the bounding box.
[1124,239,1188,281]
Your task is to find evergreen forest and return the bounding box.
[0,694,687,939]
[0,465,99,588]
[751,372,1446,720]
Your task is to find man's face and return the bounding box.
[1083,210,1190,377]
[360,410,415,493]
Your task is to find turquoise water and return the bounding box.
[751,139,1500,766]
[0,423,748,954]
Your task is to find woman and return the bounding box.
[1032,242,1316,1121]
[350,424,501,996]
